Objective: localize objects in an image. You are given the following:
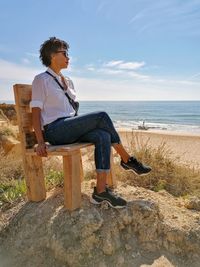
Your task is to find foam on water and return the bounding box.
[113,120,200,133]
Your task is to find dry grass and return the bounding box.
[0,154,66,209]
[0,126,16,141]
[1,130,200,211]
[113,131,200,197]
[0,149,25,210]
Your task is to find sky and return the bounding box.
[0,0,200,101]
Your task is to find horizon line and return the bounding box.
[1,99,200,103]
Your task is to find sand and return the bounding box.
[117,129,200,169]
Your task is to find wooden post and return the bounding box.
[63,151,82,210]
[24,155,46,201]
[13,84,46,202]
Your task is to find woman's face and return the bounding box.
[51,48,69,69]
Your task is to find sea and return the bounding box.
[1,100,200,134]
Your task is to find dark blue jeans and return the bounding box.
[44,111,121,173]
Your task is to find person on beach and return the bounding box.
[30,37,152,209]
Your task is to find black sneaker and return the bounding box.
[121,156,152,175]
[90,186,127,209]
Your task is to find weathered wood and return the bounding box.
[15,84,32,106]
[14,84,46,201]
[26,143,93,155]
[63,151,82,210]
[21,112,32,128]
[14,85,30,146]
[46,142,93,152]
[25,155,46,201]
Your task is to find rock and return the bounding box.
[98,262,107,267]
[1,183,200,267]
[132,252,140,258]
[140,255,175,267]
[102,232,116,255]
[117,255,124,265]
[125,244,132,250]
[45,208,104,265]
[185,197,200,211]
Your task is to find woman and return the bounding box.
[30,37,151,209]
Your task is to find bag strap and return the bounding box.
[45,71,73,104]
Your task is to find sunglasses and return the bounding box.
[55,50,68,57]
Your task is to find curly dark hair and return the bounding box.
[39,37,69,67]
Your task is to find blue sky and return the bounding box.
[0,0,200,100]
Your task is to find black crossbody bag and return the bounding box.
[46,71,79,116]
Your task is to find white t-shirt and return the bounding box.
[30,67,76,129]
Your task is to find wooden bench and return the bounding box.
[13,84,116,211]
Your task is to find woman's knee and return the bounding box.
[98,111,110,119]
[94,129,111,144]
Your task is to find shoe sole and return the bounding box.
[90,197,126,209]
[121,163,151,176]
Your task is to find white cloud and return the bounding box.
[0,58,199,101]
[85,59,148,80]
[72,75,200,101]
[127,1,200,35]
[0,58,42,101]
[85,63,95,71]
[97,67,149,80]
[128,72,149,79]
[98,68,124,75]
[105,60,145,70]
[117,61,145,70]
[0,58,41,82]
[104,60,124,67]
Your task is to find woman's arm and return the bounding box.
[32,107,47,157]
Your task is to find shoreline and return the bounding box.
[116,127,200,137]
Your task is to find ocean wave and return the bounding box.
[113,120,200,133]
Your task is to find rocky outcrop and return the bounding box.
[0,183,200,267]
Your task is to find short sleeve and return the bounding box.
[30,75,46,110]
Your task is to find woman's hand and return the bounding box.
[32,108,48,157]
[34,142,48,157]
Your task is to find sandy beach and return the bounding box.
[117,129,200,169]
